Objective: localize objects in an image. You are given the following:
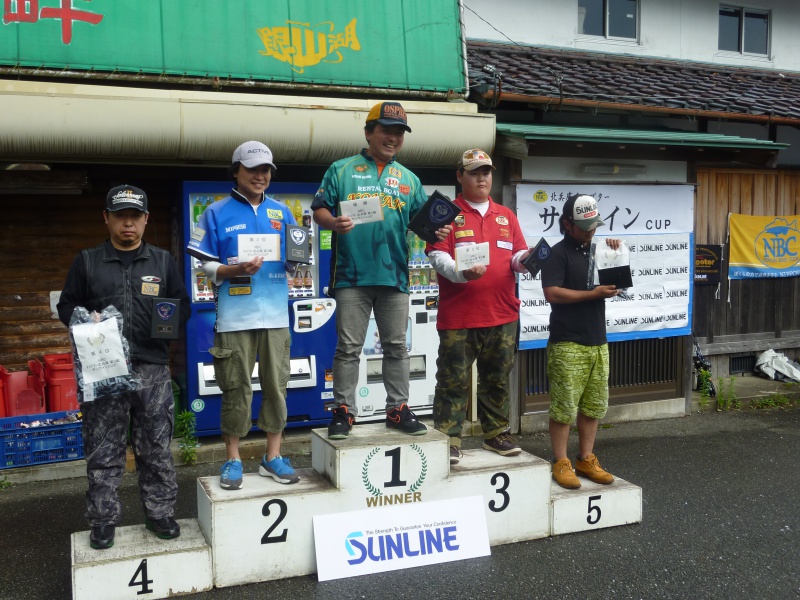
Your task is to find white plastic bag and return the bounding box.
[755,349,800,382]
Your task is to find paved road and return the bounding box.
[1,406,798,600]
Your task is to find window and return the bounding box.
[578,0,638,40]
[718,6,769,55]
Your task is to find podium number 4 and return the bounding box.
[129,558,154,595]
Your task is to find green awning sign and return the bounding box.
[0,0,465,92]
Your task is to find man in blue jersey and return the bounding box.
[187,141,299,490]
[312,102,451,439]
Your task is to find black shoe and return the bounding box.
[328,405,354,439]
[386,404,427,435]
[89,525,115,550]
[145,517,181,540]
[449,445,463,465]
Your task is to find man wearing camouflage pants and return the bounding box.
[57,184,190,550]
[427,149,530,464]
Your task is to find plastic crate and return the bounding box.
[0,410,83,469]
[43,353,78,412]
[0,362,46,417]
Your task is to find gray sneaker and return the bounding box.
[482,432,522,456]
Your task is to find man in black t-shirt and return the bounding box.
[541,194,620,489]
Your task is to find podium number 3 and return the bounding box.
[489,472,510,513]
[261,499,288,544]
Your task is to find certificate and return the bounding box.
[238,233,280,262]
[455,242,490,271]
[339,195,384,225]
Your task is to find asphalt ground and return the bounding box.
[0,402,798,600]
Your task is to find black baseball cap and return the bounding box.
[106,185,148,213]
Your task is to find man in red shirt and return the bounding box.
[427,149,530,464]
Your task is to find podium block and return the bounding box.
[435,449,552,544]
[550,477,642,535]
[71,519,212,600]
[311,424,451,502]
[197,469,338,587]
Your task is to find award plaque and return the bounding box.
[521,237,552,277]
[286,225,311,264]
[408,190,461,244]
[151,298,180,339]
[598,265,633,289]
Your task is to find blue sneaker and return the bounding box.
[220,458,243,490]
[258,455,300,484]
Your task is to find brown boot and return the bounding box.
[552,458,581,489]
[575,453,615,484]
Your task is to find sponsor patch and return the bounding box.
[495,216,509,225]
[454,214,466,227]
[191,227,206,241]
[270,219,283,231]
[497,240,513,251]
[355,164,368,172]
[455,230,474,239]
[227,257,240,266]
[385,177,399,188]
[141,282,160,296]
[267,209,283,219]
[499,228,510,238]
[387,167,402,178]
[454,241,476,248]
[399,184,410,195]
[141,276,161,283]
[229,286,252,296]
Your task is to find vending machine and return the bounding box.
[182,182,453,434]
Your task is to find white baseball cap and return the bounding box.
[232,141,277,170]
[566,194,605,231]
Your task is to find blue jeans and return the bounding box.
[333,286,409,416]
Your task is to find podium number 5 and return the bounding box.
[587,495,602,525]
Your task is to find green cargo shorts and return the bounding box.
[547,341,609,424]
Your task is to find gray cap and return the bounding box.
[232,141,277,170]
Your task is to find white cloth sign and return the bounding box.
[313,496,490,581]
[72,317,129,384]
[516,184,694,349]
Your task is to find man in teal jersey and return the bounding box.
[312,101,450,439]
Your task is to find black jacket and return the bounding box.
[57,240,191,365]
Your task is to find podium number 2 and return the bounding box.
[261,499,288,544]
[587,495,602,525]
[129,558,154,595]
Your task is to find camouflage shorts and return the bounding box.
[547,341,609,424]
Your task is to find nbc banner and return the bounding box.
[728,214,800,279]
